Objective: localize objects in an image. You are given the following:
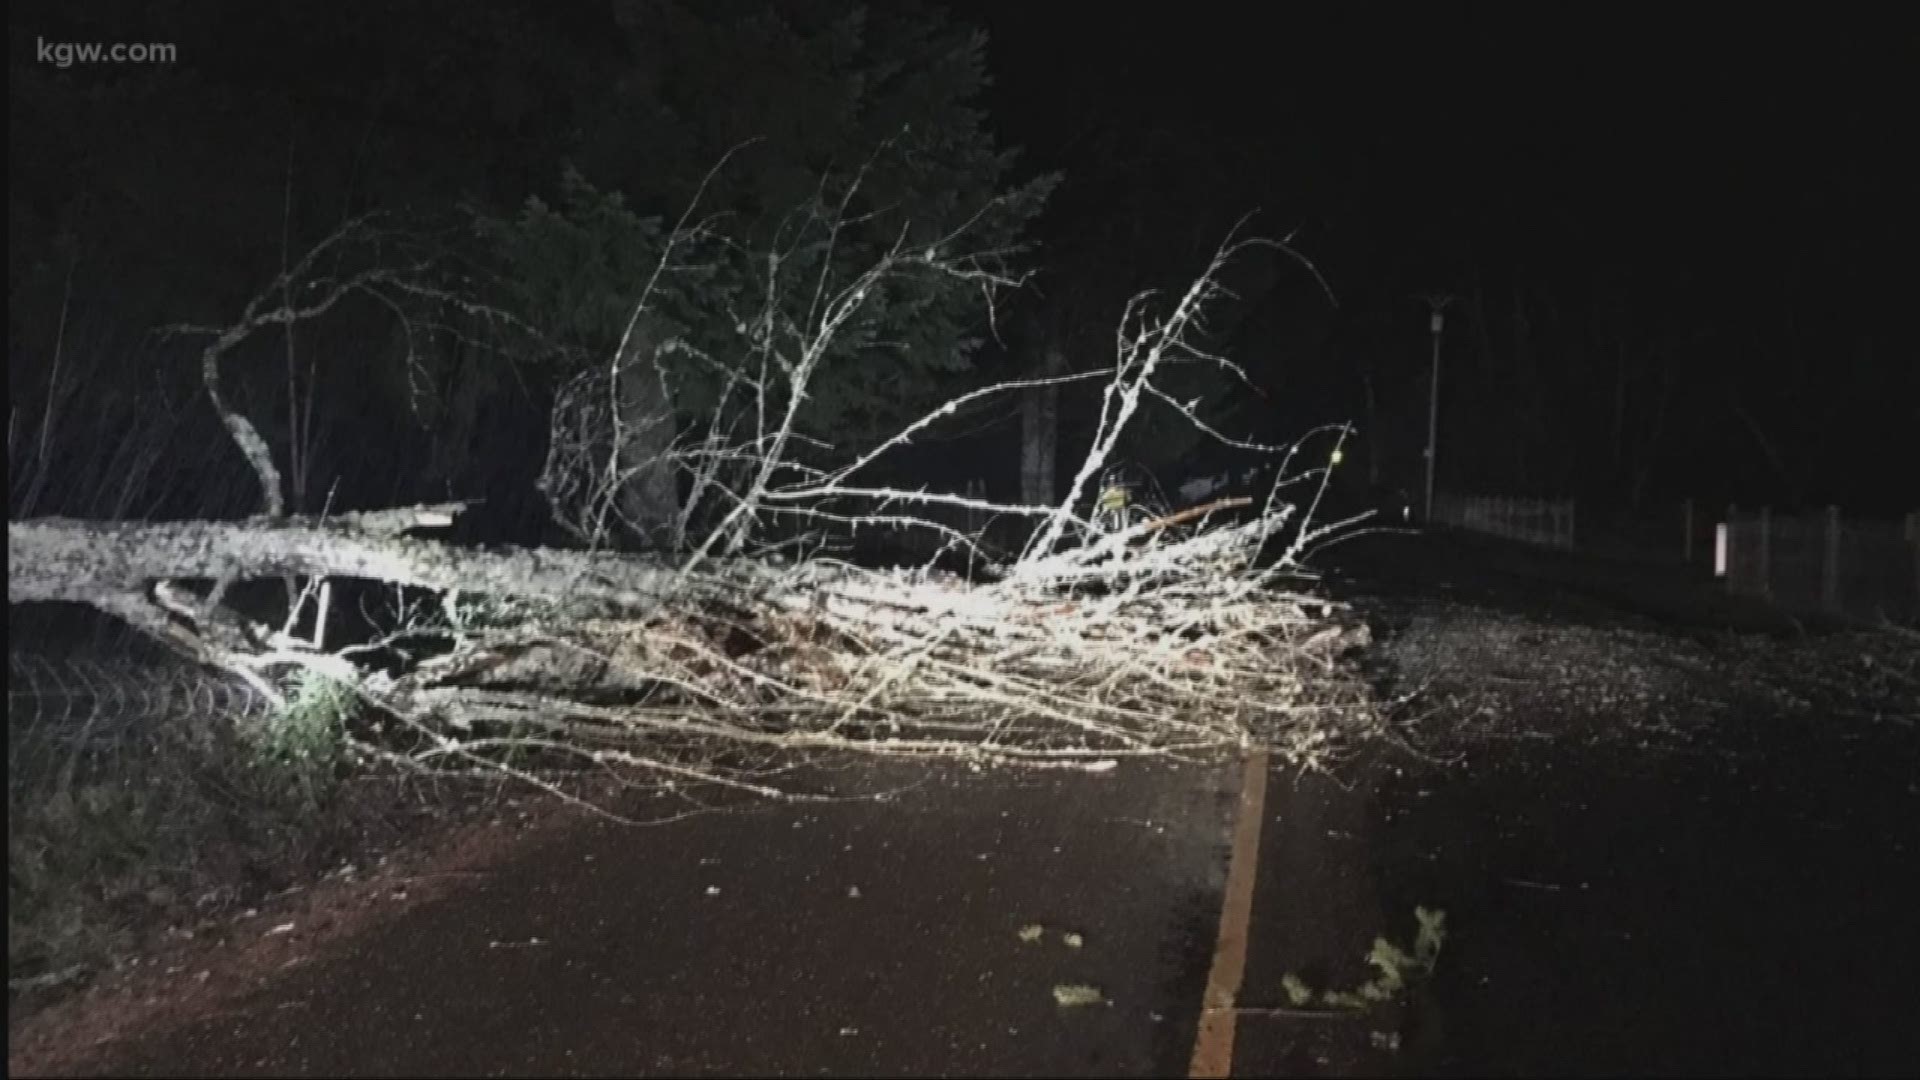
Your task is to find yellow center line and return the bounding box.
[1188,748,1270,1079]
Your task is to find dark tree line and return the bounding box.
[9,0,1055,547]
[10,0,1914,546]
[961,2,1913,520]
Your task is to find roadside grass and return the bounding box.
[8,676,364,1005]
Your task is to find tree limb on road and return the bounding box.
[6,509,718,612]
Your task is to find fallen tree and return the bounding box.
[8,197,1381,806]
[8,496,1376,790]
[8,506,729,617]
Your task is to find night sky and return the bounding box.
[9,1,1916,526]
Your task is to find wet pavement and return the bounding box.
[47,759,1239,1077]
[1234,739,1920,1077]
[1226,531,1920,1077]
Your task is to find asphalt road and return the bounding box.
[49,759,1240,1078]
[1223,530,1920,1077]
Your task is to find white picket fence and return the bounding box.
[1431,492,1576,549]
[1424,492,1917,623]
[1716,506,1920,623]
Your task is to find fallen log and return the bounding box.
[10,509,711,611]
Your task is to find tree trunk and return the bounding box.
[1628,363,1676,511]
[7,505,846,707]
[7,509,705,612]
[422,335,486,496]
[614,325,681,550]
[1509,278,1538,490]
[1358,357,1384,487]
[1610,339,1627,479]
[1019,342,1066,507]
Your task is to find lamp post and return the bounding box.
[1421,293,1452,523]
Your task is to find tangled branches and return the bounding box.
[361,219,1383,796]
[14,178,1386,806]
[375,526,1378,788]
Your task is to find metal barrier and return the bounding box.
[6,652,275,791]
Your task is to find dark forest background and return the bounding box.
[10,1,1915,547]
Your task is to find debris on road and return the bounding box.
[1051,983,1105,1008]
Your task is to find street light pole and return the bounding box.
[1421,293,1451,523]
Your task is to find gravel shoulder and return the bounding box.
[1230,530,1920,1076]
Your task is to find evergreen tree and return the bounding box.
[482,1,1056,546]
